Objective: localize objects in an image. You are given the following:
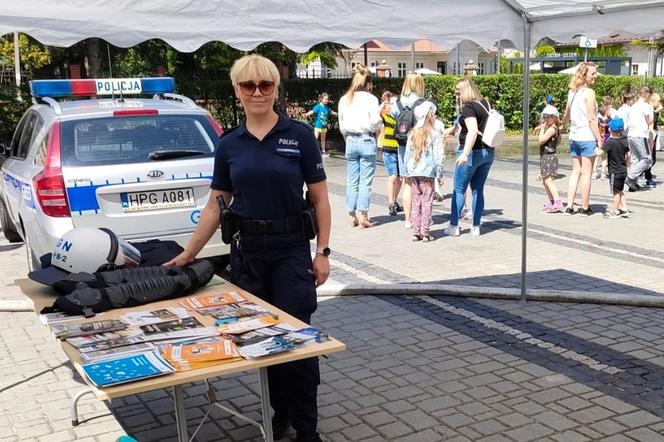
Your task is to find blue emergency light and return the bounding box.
[30,77,175,98]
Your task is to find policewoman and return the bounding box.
[165,54,331,442]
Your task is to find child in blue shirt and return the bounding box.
[303,92,337,156]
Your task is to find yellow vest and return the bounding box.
[381,114,398,150]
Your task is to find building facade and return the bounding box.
[297,39,497,78]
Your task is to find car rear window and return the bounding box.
[60,115,218,166]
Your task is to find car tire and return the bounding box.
[24,229,41,272]
[0,199,23,243]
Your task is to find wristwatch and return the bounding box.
[316,247,331,257]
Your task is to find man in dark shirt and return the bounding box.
[602,117,631,218]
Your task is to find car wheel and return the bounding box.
[0,199,23,243]
[24,230,41,272]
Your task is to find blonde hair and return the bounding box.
[601,96,613,106]
[229,54,280,87]
[456,78,483,105]
[401,73,425,97]
[409,110,435,164]
[344,64,371,104]
[651,92,661,107]
[568,62,597,91]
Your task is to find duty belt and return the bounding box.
[237,216,303,234]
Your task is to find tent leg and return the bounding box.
[521,13,532,303]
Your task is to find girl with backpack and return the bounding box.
[445,78,495,237]
[338,64,382,228]
[390,72,425,229]
[404,101,444,242]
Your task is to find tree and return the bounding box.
[299,42,347,70]
[0,33,51,79]
[535,44,556,57]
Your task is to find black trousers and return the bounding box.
[230,231,320,438]
[645,135,657,181]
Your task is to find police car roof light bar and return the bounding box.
[30,78,175,99]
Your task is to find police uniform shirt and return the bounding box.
[211,115,326,220]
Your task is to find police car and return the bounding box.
[0,77,227,270]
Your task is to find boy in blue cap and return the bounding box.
[602,117,631,218]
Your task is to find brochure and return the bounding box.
[67,328,142,348]
[210,302,269,320]
[82,352,175,387]
[39,312,103,325]
[121,307,190,326]
[163,339,242,371]
[229,324,292,346]
[52,319,128,339]
[286,327,329,345]
[218,316,279,335]
[140,317,218,341]
[181,291,246,310]
[80,342,156,363]
[238,336,297,359]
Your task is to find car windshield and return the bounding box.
[60,114,217,166]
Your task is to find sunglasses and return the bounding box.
[238,81,275,96]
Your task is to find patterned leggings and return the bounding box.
[410,177,435,236]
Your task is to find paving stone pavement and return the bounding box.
[2,152,664,441]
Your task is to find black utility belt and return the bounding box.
[237,216,304,235]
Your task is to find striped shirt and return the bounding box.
[381,113,399,150]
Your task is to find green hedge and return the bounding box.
[286,74,664,131]
[2,74,663,140]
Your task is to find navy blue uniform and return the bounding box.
[211,114,326,440]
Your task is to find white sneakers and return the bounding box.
[443,225,481,236]
[443,225,460,236]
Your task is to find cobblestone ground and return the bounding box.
[2,151,664,441]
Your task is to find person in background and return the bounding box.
[165,54,331,442]
[445,77,495,237]
[538,105,563,213]
[303,92,337,156]
[616,92,634,133]
[644,92,662,187]
[535,94,558,133]
[625,85,653,191]
[594,103,612,180]
[378,90,403,216]
[338,64,382,228]
[390,72,425,229]
[404,101,444,242]
[561,62,602,216]
[602,117,631,219]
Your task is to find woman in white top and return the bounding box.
[562,62,602,216]
[338,64,382,227]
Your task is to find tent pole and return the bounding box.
[520,13,531,302]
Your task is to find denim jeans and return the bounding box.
[450,147,495,226]
[345,135,377,212]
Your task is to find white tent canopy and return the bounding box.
[414,67,442,76]
[1,1,664,52]
[2,0,664,299]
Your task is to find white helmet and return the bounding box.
[29,227,141,285]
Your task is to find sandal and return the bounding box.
[357,213,375,228]
[348,213,359,227]
[421,234,434,242]
[412,234,422,242]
